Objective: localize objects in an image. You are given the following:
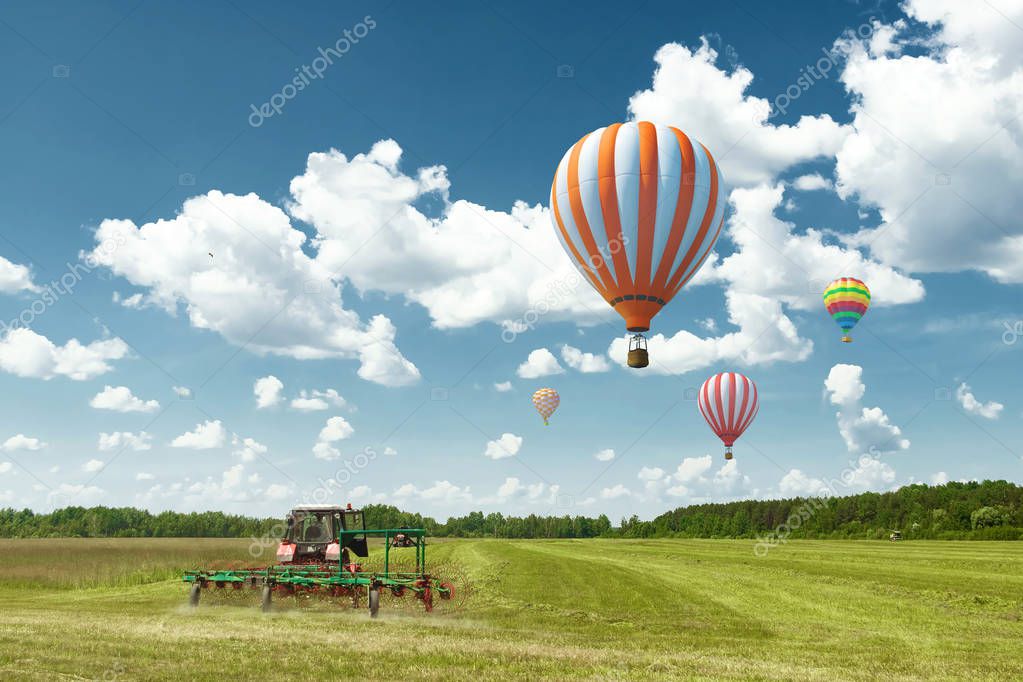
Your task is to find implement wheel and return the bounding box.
[261,584,273,613]
[189,582,201,607]
[439,581,454,600]
[368,588,380,618]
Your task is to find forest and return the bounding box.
[0,480,1020,540]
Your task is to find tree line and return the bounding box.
[0,480,1021,540]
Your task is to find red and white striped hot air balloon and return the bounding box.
[550,121,726,368]
[698,372,759,460]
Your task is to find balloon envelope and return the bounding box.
[698,372,758,457]
[823,277,870,342]
[531,388,560,425]
[550,121,725,332]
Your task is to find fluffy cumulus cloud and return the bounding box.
[594,448,615,462]
[629,454,752,501]
[610,290,813,374]
[312,416,354,460]
[628,39,850,186]
[778,454,896,497]
[82,459,104,473]
[98,431,152,451]
[0,328,129,381]
[956,382,1004,420]
[86,188,420,387]
[483,433,522,460]
[834,2,1023,282]
[2,434,46,451]
[170,420,227,450]
[560,345,610,373]
[792,173,833,191]
[288,141,609,331]
[0,255,39,293]
[231,435,267,462]
[290,388,347,412]
[254,375,284,409]
[824,364,909,455]
[394,480,473,505]
[89,385,160,413]
[493,381,512,392]
[516,348,564,378]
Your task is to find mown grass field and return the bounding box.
[0,538,1021,680]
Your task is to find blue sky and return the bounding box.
[0,0,1019,520]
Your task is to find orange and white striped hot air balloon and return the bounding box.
[531,388,559,425]
[550,121,726,368]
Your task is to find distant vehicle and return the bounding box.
[889,530,902,542]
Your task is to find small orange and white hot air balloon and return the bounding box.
[531,388,560,425]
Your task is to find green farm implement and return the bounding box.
[183,504,454,617]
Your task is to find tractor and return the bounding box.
[183,503,453,617]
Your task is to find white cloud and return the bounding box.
[231,435,267,462]
[494,381,512,392]
[824,364,909,456]
[87,187,420,387]
[779,469,830,497]
[483,433,522,460]
[311,416,354,461]
[792,173,833,191]
[610,291,814,375]
[82,459,104,473]
[929,471,949,486]
[383,446,397,456]
[393,480,472,505]
[834,5,1023,282]
[172,386,192,398]
[560,345,611,373]
[265,483,291,500]
[113,292,145,309]
[600,484,632,500]
[516,348,564,378]
[290,396,328,411]
[89,385,160,413]
[956,382,1003,420]
[628,39,850,186]
[593,448,615,462]
[136,472,155,481]
[49,483,105,506]
[0,328,129,381]
[170,420,227,450]
[318,416,354,442]
[710,184,924,311]
[0,462,12,474]
[254,375,283,409]
[2,434,46,451]
[98,431,152,451]
[0,256,39,293]
[290,388,346,412]
[288,141,609,332]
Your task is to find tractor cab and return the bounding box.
[276,503,368,565]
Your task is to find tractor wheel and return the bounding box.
[189,582,201,607]
[368,588,380,618]
[261,584,273,613]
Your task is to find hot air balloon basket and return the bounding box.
[627,348,649,368]
[841,336,852,343]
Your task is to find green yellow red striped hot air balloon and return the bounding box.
[823,277,870,343]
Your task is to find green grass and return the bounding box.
[0,538,1021,680]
